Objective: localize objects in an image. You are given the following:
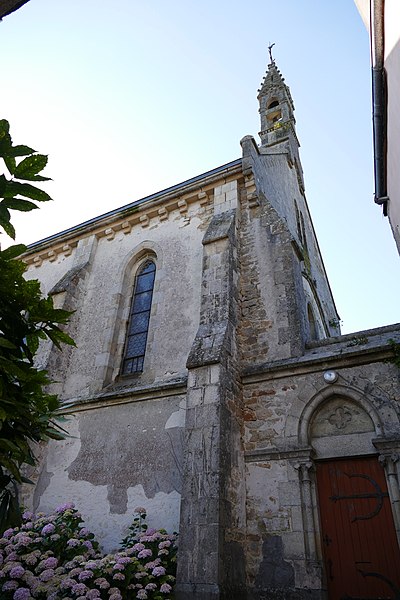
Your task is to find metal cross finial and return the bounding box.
[268,42,275,63]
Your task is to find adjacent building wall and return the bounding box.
[355,0,400,254]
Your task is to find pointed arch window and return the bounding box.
[122,260,156,375]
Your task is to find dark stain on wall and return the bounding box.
[255,536,295,590]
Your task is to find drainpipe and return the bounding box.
[371,0,389,215]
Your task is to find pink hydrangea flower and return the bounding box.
[43,557,58,569]
[144,559,161,569]
[160,583,172,593]
[3,528,15,539]
[78,570,94,581]
[152,566,166,577]
[134,507,146,514]
[60,578,76,590]
[41,524,55,536]
[115,556,131,564]
[138,549,152,559]
[10,565,25,578]
[71,582,88,595]
[55,502,75,513]
[39,568,55,582]
[136,590,148,599]
[2,580,18,591]
[13,588,31,600]
[132,543,145,552]
[86,590,101,599]
[5,551,18,562]
[94,577,110,589]
[135,571,147,579]
[22,511,34,521]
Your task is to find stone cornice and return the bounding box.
[245,446,314,463]
[59,376,188,413]
[23,160,242,259]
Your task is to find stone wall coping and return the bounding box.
[306,322,400,350]
[59,375,188,413]
[242,324,400,383]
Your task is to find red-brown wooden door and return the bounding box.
[316,456,400,600]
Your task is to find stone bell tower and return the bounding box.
[258,56,298,147]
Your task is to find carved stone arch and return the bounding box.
[117,240,164,285]
[297,384,384,451]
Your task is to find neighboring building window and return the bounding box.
[122,260,156,375]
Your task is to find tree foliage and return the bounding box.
[0,120,75,532]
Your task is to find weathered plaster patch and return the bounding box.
[67,399,183,521]
[165,399,186,429]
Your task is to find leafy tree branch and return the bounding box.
[0,120,75,532]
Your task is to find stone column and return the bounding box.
[294,460,317,561]
[378,452,400,544]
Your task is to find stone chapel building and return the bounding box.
[22,58,400,599]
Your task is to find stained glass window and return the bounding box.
[122,260,156,375]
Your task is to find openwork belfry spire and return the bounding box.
[257,50,298,149]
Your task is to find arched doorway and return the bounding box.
[308,394,400,599]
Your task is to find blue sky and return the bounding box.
[1,0,399,334]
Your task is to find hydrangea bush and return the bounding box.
[0,505,177,600]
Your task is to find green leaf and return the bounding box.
[0,205,15,238]
[20,475,34,485]
[0,244,26,260]
[4,181,52,202]
[3,198,38,212]
[0,133,13,158]
[26,333,39,356]
[1,221,15,238]
[46,328,76,350]
[8,145,36,157]
[45,427,67,441]
[0,337,16,350]
[4,155,16,175]
[0,174,7,196]
[0,455,22,483]
[0,203,11,223]
[0,438,20,452]
[14,154,49,181]
[0,120,10,138]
